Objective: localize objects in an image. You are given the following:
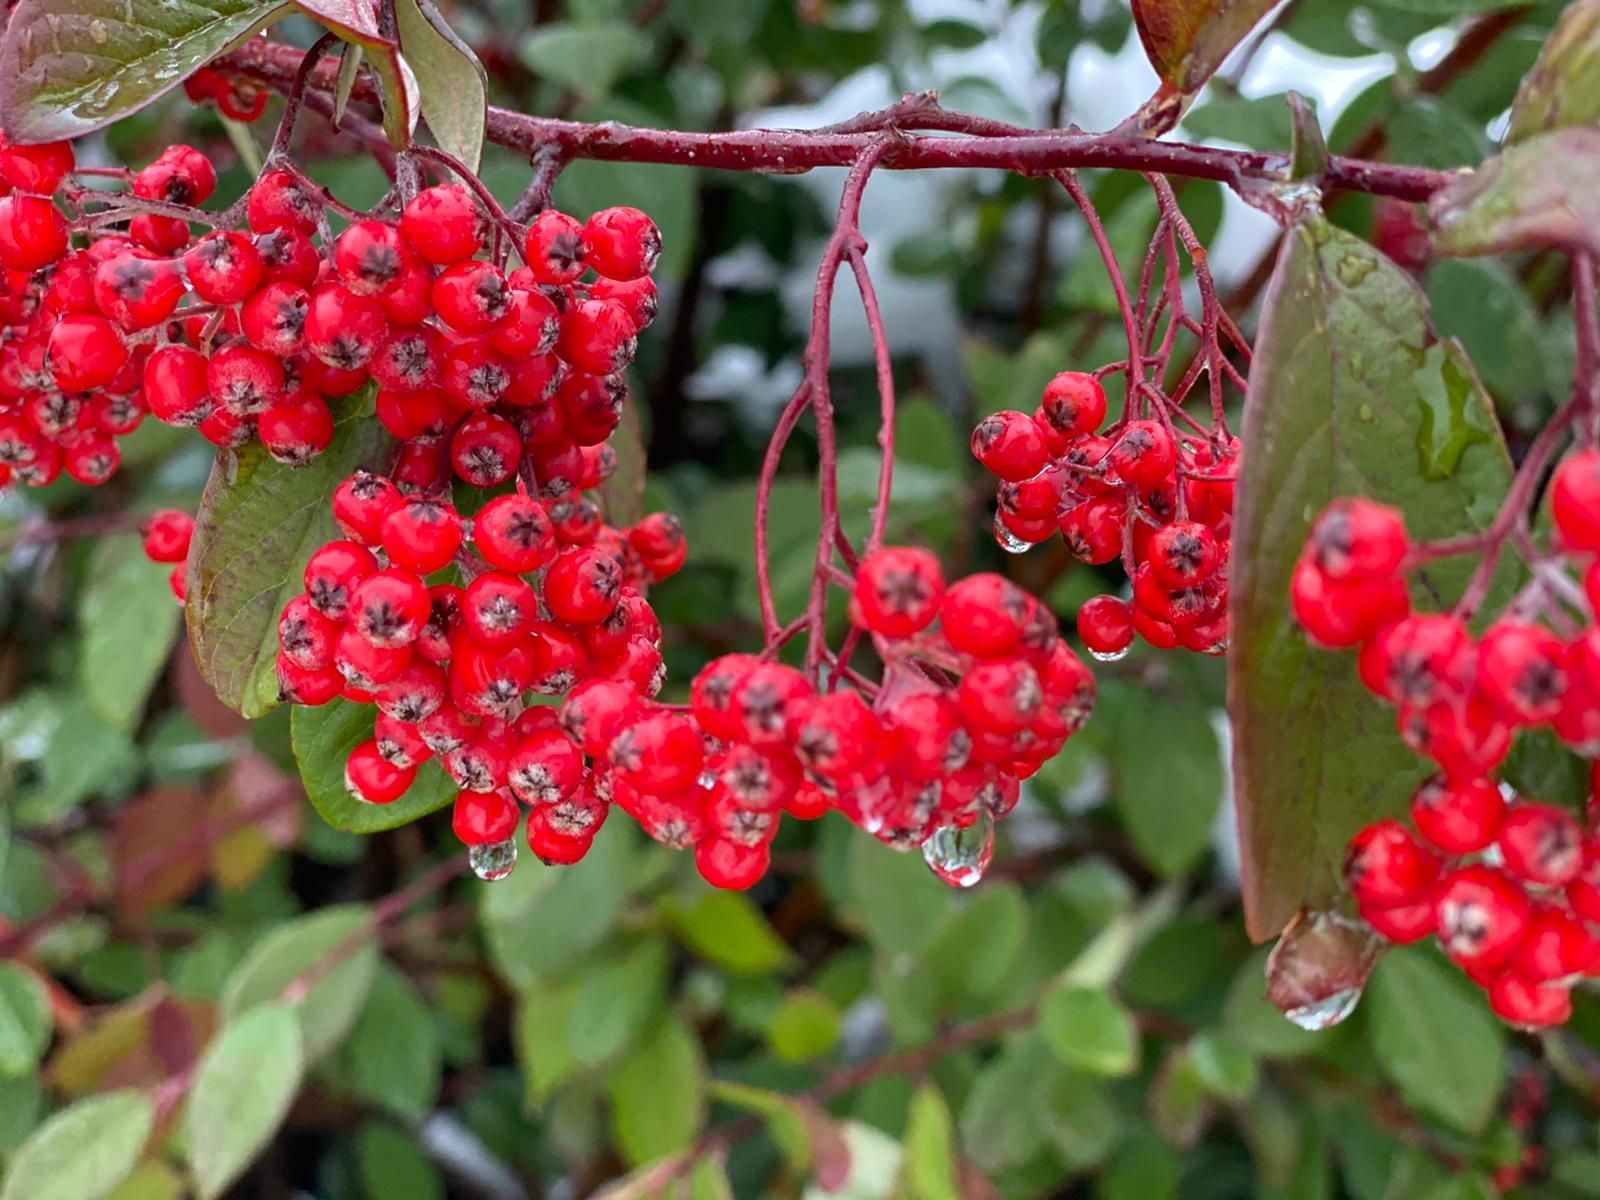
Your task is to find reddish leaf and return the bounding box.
[289,0,419,146]
[1131,0,1279,98]
[111,787,217,918]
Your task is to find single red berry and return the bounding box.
[1307,497,1408,583]
[462,571,538,646]
[525,804,597,865]
[255,227,320,285]
[47,314,128,391]
[345,738,417,804]
[1487,971,1572,1028]
[93,250,185,330]
[0,139,74,194]
[0,195,68,270]
[432,260,512,333]
[441,338,513,411]
[848,546,945,638]
[331,472,401,545]
[489,285,561,359]
[1551,449,1600,551]
[450,411,522,487]
[690,654,760,742]
[1410,775,1505,855]
[141,508,194,564]
[1498,803,1584,887]
[1360,898,1436,944]
[1146,521,1220,589]
[1344,818,1439,908]
[304,284,389,371]
[1434,865,1531,966]
[247,168,318,234]
[560,679,645,758]
[375,659,447,724]
[971,410,1048,482]
[277,655,344,704]
[472,490,555,573]
[584,206,660,280]
[940,573,1030,658]
[258,393,334,466]
[1059,498,1122,565]
[609,711,704,793]
[348,568,431,648]
[240,282,311,357]
[1290,559,1408,650]
[1379,613,1476,708]
[303,539,379,618]
[381,496,464,574]
[207,343,285,415]
[694,836,770,890]
[544,546,623,625]
[1076,594,1134,658]
[185,232,265,305]
[559,298,637,376]
[1397,696,1512,780]
[590,275,658,329]
[452,788,520,846]
[1108,420,1177,488]
[957,657,1043,734]
[334,219,408,296]
[401,184,484,264]
[278,593,339,670]
[1040,371,1106,439]
[507,729,583,807]
[1476,622,1567,726]
[334,623,413,689]
[524,210,588,284]
[789,690,882,780]
[1514,903,1600,982]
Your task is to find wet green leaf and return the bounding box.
[291,698,456,834]
[1429,128,1600,259]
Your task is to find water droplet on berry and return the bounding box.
[992,515,1035,555]
[1089,646,1129,663]
[469,837,517,881]
[697,769,716,788]
[923,812,994,888]
[1283,986,1361,1031]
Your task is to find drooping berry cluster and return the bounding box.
[276,470,686,878]
[970,370,1239,661]
[0,128,661,498]
[1294,480,1600,1028]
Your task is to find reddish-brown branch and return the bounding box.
[217,39,1452,202]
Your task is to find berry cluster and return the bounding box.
[0,129,661,500]
[276,470,686,879]
[970,370,1239,661]
[140,507,196,599]
[1293,480,1600,1028]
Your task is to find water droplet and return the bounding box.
[469,838,517,881]
[1089,646,1129,663]
[992,515,1035,555]
[696,769,716,789]
[1284,987,1361,1031]
[923,811,994,888]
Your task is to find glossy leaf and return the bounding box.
[290,698,456,833]
[187,393,390,718]
[0,1088,152,1200]
[1429,128,1600,259]
[219,904,378,1063]
[79,535,181,732]
[1367,949,1505,1132]
[394,0,487,171]
[1507,0,1600,142]
[0,0,287,142]
[1132,0,1279,101]
[289,0,419,146]
[186,1004,304,1199]
[1229,215,1513,940]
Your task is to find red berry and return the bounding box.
[957,657,1042,734]
[186,232,265,305]
[401,185,483,264]
[584,206,660,280]
[1487,971,1572,1027]
[432,260,512,333]
[1076,594,1134,658]
[0,139,74,194]
[1040,371,1106,439]
[1498,803,1584,887]
[207,343,285,415]
[0,195,68,270]
[374,712,432,769]
[1434,865,1530,966]
[348,568,431,648]
[508,729,583,807]
[1344,818,1439,908]
[1146,521,1219,589]
[450,411,522,487]
[559,298,637,376]
[335,219,408,296]
[851,546,945,638]
[277,655,343,704]
[560,679,644,758]
[381,496,464,574]
[258,393,334,466]
[452,788,519,846]
[1476,622,1567,726]
[331,472,401,545]
[1360,898,1435,944]
[728,662,812,746]
[789,690,882,780]
[141,508,194,563]
[304,539,379,619]
[334,623,413,688]
[462,571,538,646]
[1290,559,1408,650]
[524,210,588,284]
[441,338,512,411]
[694,836,769,890]
[1551,448,1600,551]
[473,490,556,573]
[134,144,215,205]
[278,593,339,670]
[1513,904,1600,982]
[345,738,417,804]
[1108,420,1177,488]
[690,654,760,742]
[490,285,561,358]
[240,282,311,357]
[247,168,318,234]
[93,250,185,330]
[544,546,623,625]
[304,284,389,371]
[1409,775,1505,855]
[525,805,597,865]
[47,314,128,391]
[1379,613,1476,708]
[971,410,1048,482]
[1059,498,1122,565]
[1306,498,1408,583]
[940,573,1029,658]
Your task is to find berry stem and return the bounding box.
[1574,253,1599,447]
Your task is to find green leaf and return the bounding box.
[1037,1068,1119,1170]
[514,982,582,1104]
[394,0,487,170]
[187,392,389,718]
[288,0,418,146]
[1507,0,1600,143]
[1130,0,1279,97]
[1383,96,1488,170]
[0,1088,152,1200]
[353,1122,445,1200]
[0,962,49,1076]
[520,21,647,99]
[79,534,181,732]
[669,889,794,975]
[921,19,987,49]
[1367,948,1505,1132]
[4,689,138,827]
[1103,679,1222,876]
[0,0,288,141]
[1038,985,1140,1077]
[186,1004,305,1200]
[1229,216,1514,939]
[606,1013,706,1167]
[1429,128,1600,259]
[900,1086,961,1200]
[291,698,456,833]
[1188,1031,1259,1101]
[220,904,378,1064]
[1183,93,1293,151]
[569,941,669,1066]
[767,990,842,1062]
[104,1162,184,1200]
[482,821,631,990]
[326,962,441,1121]
[844,835,951,955]
[1099,1123,1180,1200]
[923,883,1028,1002]
[1425,258,1559,404]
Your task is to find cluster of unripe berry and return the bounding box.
[275,470,686,878]
[1293,458,1600,1028]
[0,127,661,500]
[970,370,1238,661]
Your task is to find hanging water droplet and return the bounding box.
[697,768,716,789]
[992,515,1035,555]
[1089,646,1130,663]
[1283,986,1362,1031]
[469,838,517,881]
[923,811,994,888]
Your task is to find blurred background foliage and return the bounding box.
[3,0,1598,1197]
